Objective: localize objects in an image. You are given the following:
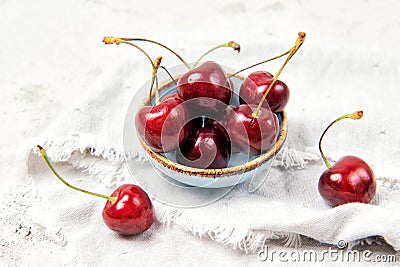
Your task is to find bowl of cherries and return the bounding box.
[105,33,306,188]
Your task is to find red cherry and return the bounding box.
[102,184,155,235]
[176,126,229,169]
[317,111,376,206]
[318,156,376,206]
[203,117,236,153]
[135,98,191,153]
[37,146,155,235]
[239,71,289,112]
[177,61,232,114]
[230,32,305,118]
[222,33,305,156]
[224,104,279,155]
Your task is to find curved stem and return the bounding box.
[252,32,306,118]
[117,37,191,70]
[193,41,240,68]
[318,111,364,169]
[103,37,155,68]
[160,66,177,85]
[37,145,117,204]
[103,37,166,106]
[228,51,290,78]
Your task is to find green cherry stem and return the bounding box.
[37,145,117,204]
[252,32,306,118]
[318,111,364,169]
[192,41,241,68]
[106,36,191,70]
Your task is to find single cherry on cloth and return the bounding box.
[176,125,230,169]
[102,184,154,235]
[239,71,290,113]
[37,145,155,235]
[177,61,233,114]
[224,104,279,155]
[135,97,191,153]
[318,111,376,207]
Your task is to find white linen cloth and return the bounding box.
[1,38,400,266]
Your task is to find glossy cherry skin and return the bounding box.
[102,184,155,235]
[318,156,376,206]
[239,71,289,113]
[176,126,230,169]
[203,117,238,154]
[224,104,279,155]
[177,61,232,114]
[135,98,190,153]
[160,93,181,103]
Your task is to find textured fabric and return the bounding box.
[1,37,400,266]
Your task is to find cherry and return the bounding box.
[135,97,191,153]
[102,184,155,235]
[185,115,237,154]
[230,32,305,115]
[177,61,233,114]
[176,126,230,169]
[203,117,235,153]
[37,145,155,235]
[103,41,190,153]
[224,104,279,155]
[239,71,289,112]
[317,111,376,206]
[224,33,305,155]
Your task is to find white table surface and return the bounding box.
[1,0,399,266]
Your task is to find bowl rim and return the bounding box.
[138,74,288,178]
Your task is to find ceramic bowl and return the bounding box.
[134,67,287,189]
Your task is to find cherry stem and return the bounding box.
[103,37,155,68]
[37,145,117,204]
[103,37,158,99]
[149,56,162,105]
[107,37,191,70]
[252,32,306,118]
[192,41,241,68]
[160,66,177,85]
[318,111,364,169]
[228,51,290,78]
[103,37,177,104]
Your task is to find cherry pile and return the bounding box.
[103,33,306,169]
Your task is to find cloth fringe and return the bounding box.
[27,136,400,254]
